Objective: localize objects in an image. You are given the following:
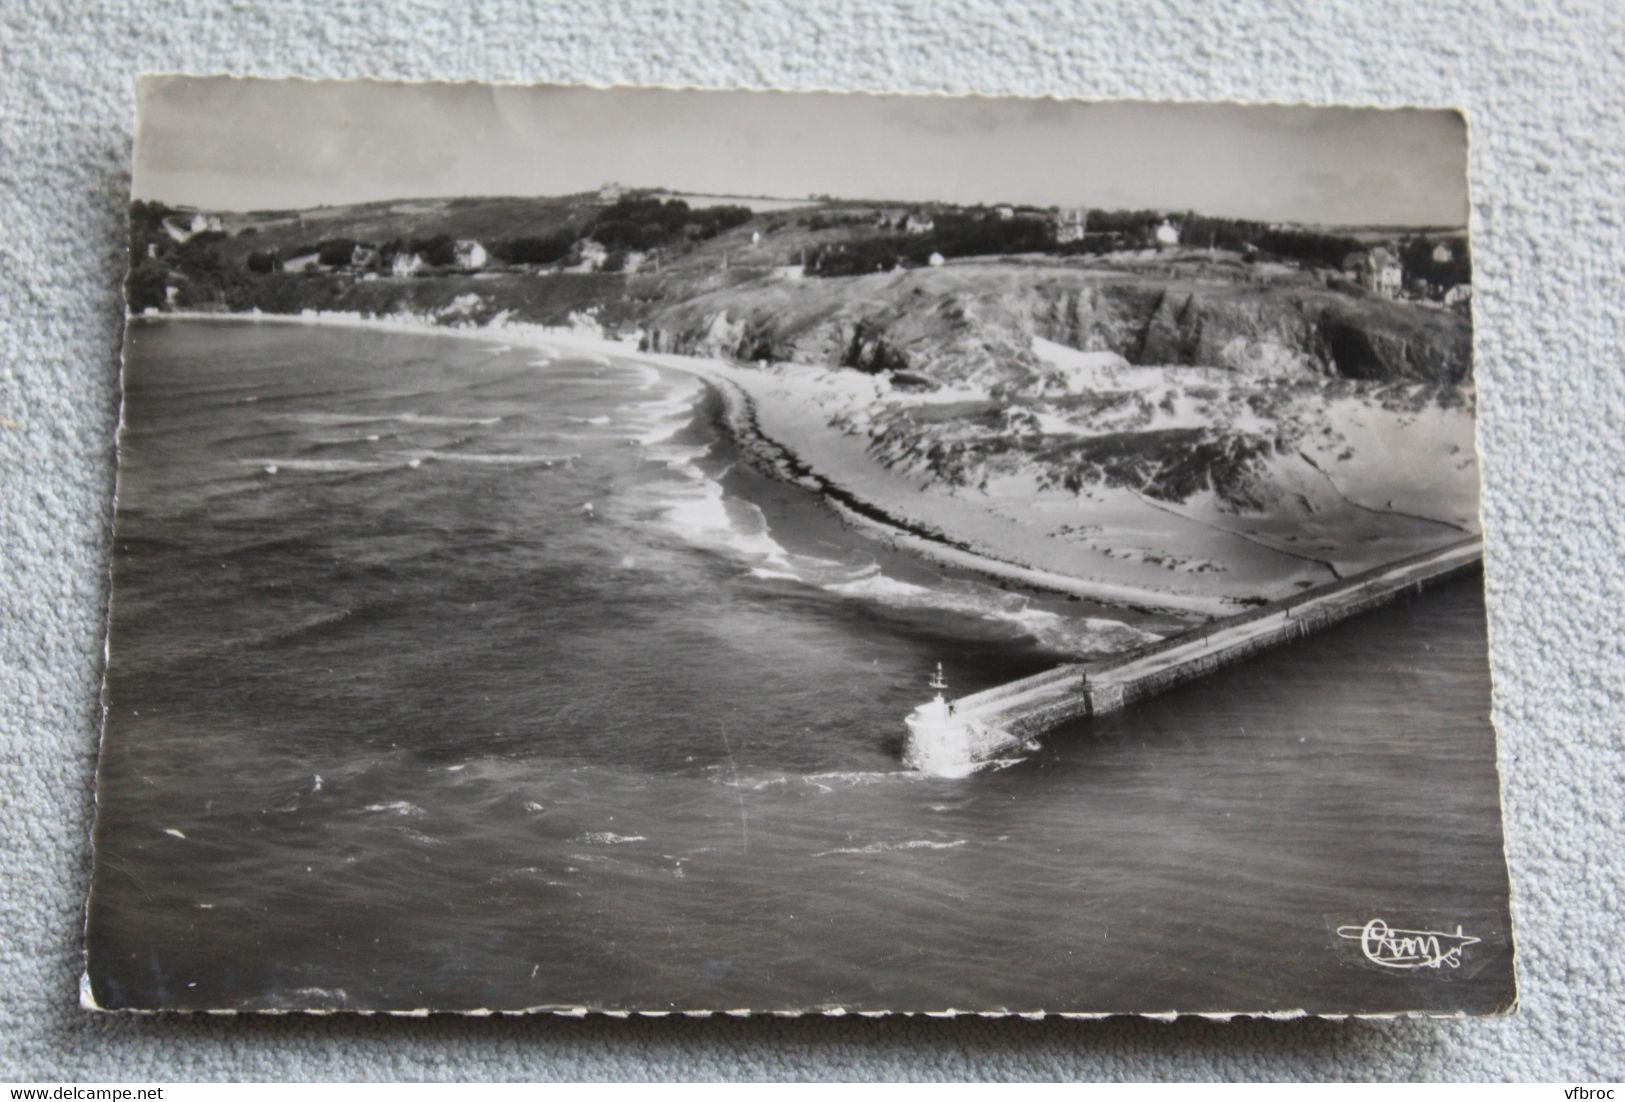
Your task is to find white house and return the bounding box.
[1341,247,1403,297]
[1053,207,1088,244]
[576,239,609,271]
[1154,219,1181,248]
[927,252,946,267]
[454,240,488,270]
[598,182,624,203]
[161,211,224,244]
[282,252,321,274]
[903,210,935,235]
[391,252,425,278]
[1443,283,1472,307]
[1432,242,1454,264]
[994,206,1015,220]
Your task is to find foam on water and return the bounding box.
[623,383,706,447]
[803,770,926,791]
[823,572,1157,656]
[395,413,503,426]
[404,450,579,466]
[364,801,424,816]
[614,372,1151,658]
[244,457,397,473]
[815,839,968,857]
[658,479,795,569]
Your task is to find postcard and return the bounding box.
[85,77,1513,1016]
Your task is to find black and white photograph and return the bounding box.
[85,77,1514,1017]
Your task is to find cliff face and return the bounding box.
[638,263,1476,525]
[639,264,1472,388]
[204,259,1469,390]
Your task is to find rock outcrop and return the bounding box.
[639,264,1471,388]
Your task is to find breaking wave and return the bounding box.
[814,839,967,857]
[823,573,1157,656]
[579,831,648,845]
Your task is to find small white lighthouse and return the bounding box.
[903,663,975,776]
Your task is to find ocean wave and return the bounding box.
[716,773,792,791]
[394,413,503,426]
[568,415,613,426]
[643,443,713,474]
[244,457,394,473]
[659,479,795,568]
[274,411,503,428]
[804,770,922,791]
[579,831,647,845]
[405,450,579,466]
[823,572,1157,656]
[814,839,967,857]
[363,801,424,816]
[275,412,379,426]
[623,385,704,445]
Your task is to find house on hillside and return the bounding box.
[351,244,380,271]
[994,206,1015,221]
[1154,219,1181,248]
[903,210,935,235]
[1341,247,1403,297]
[1054,207,1089,244]
[576,239,609,271]
[282,252,321,274]
[1432,242,1454,264]
[454,240,488,271]
[598,182,624,203]
[162,211,225,244]
[1443,283,1472,307]
[391,252,425,278]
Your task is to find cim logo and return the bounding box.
[1335,917,1481,971]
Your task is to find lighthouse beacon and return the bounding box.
[903,663,976,776]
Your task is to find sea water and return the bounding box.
[86,318,1513,1015]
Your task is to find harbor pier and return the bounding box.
[903,535,1485,776]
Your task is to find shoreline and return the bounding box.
[147,308,1241,618]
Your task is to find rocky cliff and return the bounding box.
[639,263,1471,389]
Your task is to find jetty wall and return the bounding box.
[944,535,1484,753]
[1084,534,1484,714]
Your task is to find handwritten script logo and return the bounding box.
[1335,918,1481,970]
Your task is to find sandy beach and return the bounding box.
[155,308,1477,623]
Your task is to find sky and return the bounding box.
[133,78,1469,227]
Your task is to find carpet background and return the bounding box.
[2,0,1621,1082]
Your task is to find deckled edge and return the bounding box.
[79,1003,1513,1021]
[129,72,1474,123]
[87,86,1506,1019]
[80,77,142,1013]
